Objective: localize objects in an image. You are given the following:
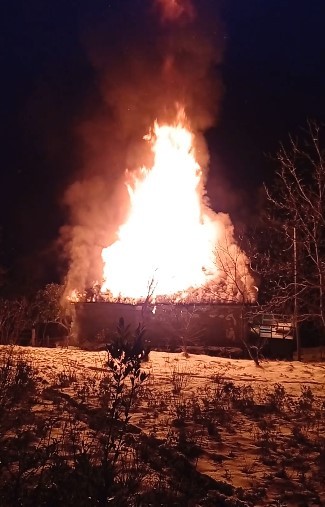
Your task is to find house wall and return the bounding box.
[72,302,245,348]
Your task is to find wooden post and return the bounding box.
[31,328,36,347]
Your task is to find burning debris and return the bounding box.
[62,0,256,305]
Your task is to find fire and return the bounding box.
[64,1,256,305]
[101,112,220,300]
[67,289,80,303]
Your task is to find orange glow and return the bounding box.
[101,113,219,300]
[67,289,81,303]
[155,0,195,22]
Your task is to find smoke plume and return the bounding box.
[62,0,226,297]
[155,0,196,22]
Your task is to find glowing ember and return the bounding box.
[67,289,80,303]
[101,113,219,299]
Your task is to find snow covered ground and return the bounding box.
[19,345,325,396]
[1,345,325,506]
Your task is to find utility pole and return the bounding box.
[293,227,301,360]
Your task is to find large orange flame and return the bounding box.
[101,113,220,300]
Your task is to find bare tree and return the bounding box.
[0,298,32,344]
[33,283,71,344]
[208,234,263,364]
[258,122,325,357]
[211,233,255,305]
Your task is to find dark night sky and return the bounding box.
[1,0,325,292]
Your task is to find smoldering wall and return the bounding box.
[61,0,225,296]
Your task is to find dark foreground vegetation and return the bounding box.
[0,341,324,507]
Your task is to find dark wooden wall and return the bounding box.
[72,302,245,349]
